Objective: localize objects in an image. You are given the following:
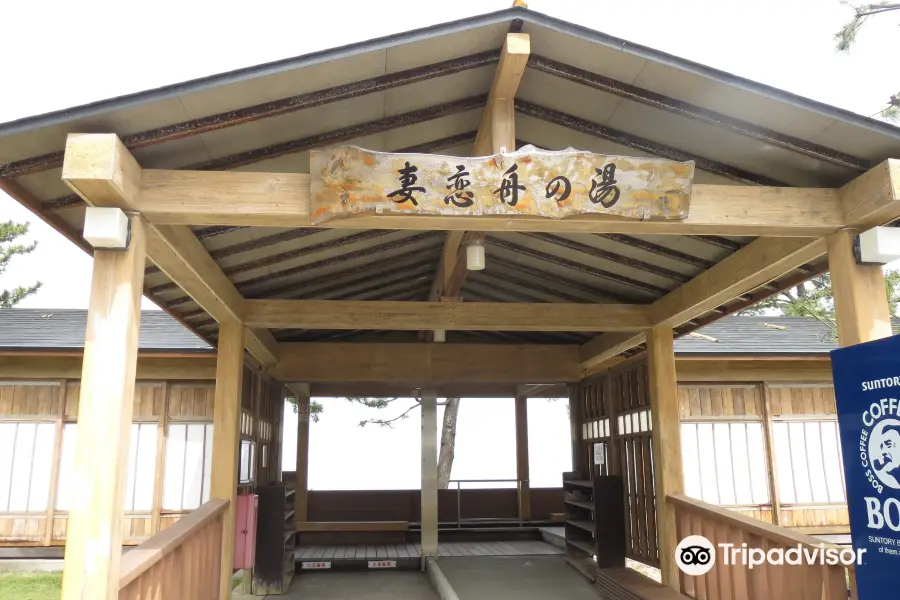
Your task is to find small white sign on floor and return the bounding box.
[368,560,397,569]
[301,561,331,569]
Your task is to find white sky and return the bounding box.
[0,0,898,309]
[0,1,896,489]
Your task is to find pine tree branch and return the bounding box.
[358,402,420,428]
[835,2,900,51]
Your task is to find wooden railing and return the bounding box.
[669,494,856,600]
[119,499,229,600]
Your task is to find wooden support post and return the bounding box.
[294,386,311,523]
[646,326,684,590]
[567,384,584,478]
[826,229,893,347]
[759,383,781,525]
[209,322,245,600]
[61,215,147,600]
[514,393,531,522]
[421,389,438,560]
[44,379,67,546]
[150,382,170,535]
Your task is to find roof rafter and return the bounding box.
[528,54,870,173]
[43,96,487,212]
[515,100,787,186]
[0,51,499,179]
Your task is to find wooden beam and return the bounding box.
[428,33,529,317]
[759,383,782,525]
[646,326,683,590]
[61,134,141,211]
[209,322,245,600]
[60,215,146,600]
[472,33,530,156]
[673,357,832,383]
[294,521,407,532]
[273,343,579,383]
[293,386,310,524]
[428,230,466,301]
[0,355,217,380]
[421,389,438,558]
[653,237,826,329]
[514,394,531,522]
[840,159,900,230]
[579,332,645,372]
[246,300,651,331]
[62,133,277,366]
[137,170,843,235]
[579,238,825,369]
[827,229,893,346]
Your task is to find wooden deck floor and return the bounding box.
[295,540,563,560]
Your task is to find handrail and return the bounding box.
[119,499,229,589]
[669,493,854,600]
[449,478,529,528]
[668,493,843,550]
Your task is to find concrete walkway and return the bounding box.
[437,555,598,600]
[278,571,439,600]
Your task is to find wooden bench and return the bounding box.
[294,521,408,532]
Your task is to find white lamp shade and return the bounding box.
[83,207,130,249]
[466,239,485,271]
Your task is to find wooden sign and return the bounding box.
[310,145,694,224]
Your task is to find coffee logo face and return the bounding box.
[869,417,900,491]
[860,399,900,494]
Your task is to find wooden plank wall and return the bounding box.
[0,365,284,547]
[576,359,659,568]
[573,367,849,568]
[677,382,848,532]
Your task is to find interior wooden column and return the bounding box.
[827,229,893,347]
[294,385,311,523]
[209,322,245,600]
[420,389,438,561]
[646,326,684,590]
[60,215,147,600]
[568,384,584,477]
[514,394,531,522]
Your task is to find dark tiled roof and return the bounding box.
[674,315,899,354]
[0,309,891,355]
[0,308,212,351]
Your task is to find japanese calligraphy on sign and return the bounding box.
[310,145,694,224]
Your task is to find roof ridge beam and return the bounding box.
[429,33,530,311]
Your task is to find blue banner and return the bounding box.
[832,334,900,599]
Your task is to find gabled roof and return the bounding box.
[0,309,212,352]
[1,7,896,346]
[674,315,900,354]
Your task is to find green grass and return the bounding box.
[0,570,243,599]
[0,572,62,600]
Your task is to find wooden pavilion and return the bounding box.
[0,4,898,599]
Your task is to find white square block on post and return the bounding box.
[858,226,900,265]
[83,207,130,249]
